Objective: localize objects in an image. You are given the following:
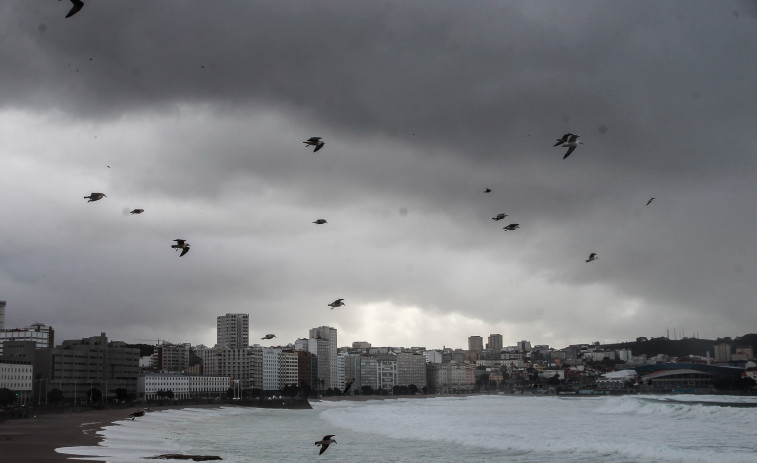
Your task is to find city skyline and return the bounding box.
[2,2,757,349]
[1,304,747,355]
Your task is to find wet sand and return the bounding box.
[0,405,222,463]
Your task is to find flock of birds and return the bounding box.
[60,2,663,456]
[82,135,337,260]
[61,3,341,453]
[483,132,656,264]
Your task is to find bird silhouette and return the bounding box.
[84,193,106,202]
[171,239,190,257]
[328,299,345,309]
[559,134,583,159]
[303,137,325,152]
[63,0,84,18]
[314,435,337,455]
[553,133,574,147]
[343,378,355,394]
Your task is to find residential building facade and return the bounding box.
[468,336,484,352]
[51,333,140,403]
[216,313,249,349]
[397,352,426,389]
[0,323,54,355]
[0,359,33,404]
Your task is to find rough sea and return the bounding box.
[58,394,757,463]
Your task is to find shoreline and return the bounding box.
[5,392,751,461]
[0,404,223,463]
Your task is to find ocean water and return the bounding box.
[58,394,757,463]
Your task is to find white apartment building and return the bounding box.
[587,350,609,361]
[616,349,632,362]
[138,373,230,400]
[336,353,346,392]
[216,313,249,349]
[261,348,299,391]
[0,360,33,403]
[262,347,281,391]
[425,350,443,364]
[434,362,475,393]
[281,351,299,389]
[196,346,251,388]
[377,355,397,392]
[714,343,732,362]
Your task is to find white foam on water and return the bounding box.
[316,395,757,463]
[58,397,757,463]
[57,407,256,463]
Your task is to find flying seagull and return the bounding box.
[261,334,276,340]
[503,224,520,231]
[328,299,345,309]
[304,137,325,152]
[130,209,144,215]
[62,0,84,18]
[492,213,508,221]
[84,193,106,202]
[586,252,598,263]
[646,197,655,206]
[484,188,492,193]
[313,219,327,224]
[553,133,574,147]
[171,239,190,257]
[315,435,337,455]
[343,378,355,394]
[559,134,583,159]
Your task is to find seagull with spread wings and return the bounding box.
[314,435,337,455]
[171,239,191,257]
[304,137,325,152]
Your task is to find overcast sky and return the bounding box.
[1,1,756,350]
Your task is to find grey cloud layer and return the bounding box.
[1,1,755,347]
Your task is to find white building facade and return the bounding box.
[216,313,249,349]
[0,360,33,403]
[138,373,230,400]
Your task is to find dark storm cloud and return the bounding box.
[4,1,753,166]
[2,1,757,347]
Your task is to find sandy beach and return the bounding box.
[0,395,462,462]
[0,404,222,463]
